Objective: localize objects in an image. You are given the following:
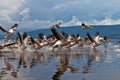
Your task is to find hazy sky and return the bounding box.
[1,0,120,31]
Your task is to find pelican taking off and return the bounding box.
[0,23,18,42]
[87,32,108,49]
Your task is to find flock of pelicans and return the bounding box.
[0,22,119,79]
[0,22,110,52]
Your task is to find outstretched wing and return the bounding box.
[0,26,9,33]
[17,32,23,45]
[30,37,40,47]
[0,42,16,49]
[87,32,98,45]
[87,32,94,42]
[4,42,16,47]
[50,27,65,40]
[39,33,44,39]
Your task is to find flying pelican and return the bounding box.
[0,23,18,42]
[16,32,42,50]
[52,22,62,28]
[86,32,108,49]
[49,27,71,51]
[81,23,93,29]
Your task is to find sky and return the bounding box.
[1,0,120,31]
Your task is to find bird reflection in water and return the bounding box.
[3,57,19,77]
[0,47,107,80]
[30,51,45,68]
[17,51,31,68]
[52,53,78,80]
[0,51,46,79]
[17,51,45,69]
[82,49,106,74]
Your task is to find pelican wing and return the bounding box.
[30,37,40,47]
[87,32,99,46]
[0,42,16,49]
[87,32,95,42]
[39,33,44,39]
[0,26,9,33]
[17,32,23,45]
[4,42,16,47]
[50,28,65,40]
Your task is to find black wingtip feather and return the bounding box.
[87,32,94,42]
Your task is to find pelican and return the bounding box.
[52,22,62,28]
[0,23,18,42]
[16,32,40,50]
[81,23,93,29]
[15,32,31,50]
[38,32,48,45]
[49,27,81,51]
[49,27,72,51]
[87,32,108,49]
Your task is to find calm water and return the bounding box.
[0,25,120,80]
